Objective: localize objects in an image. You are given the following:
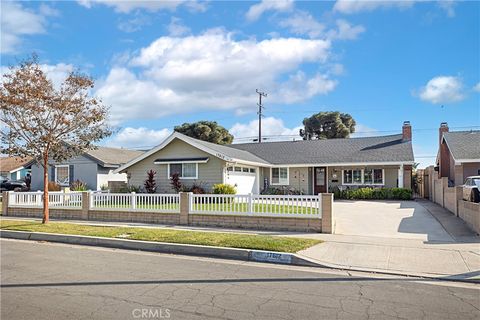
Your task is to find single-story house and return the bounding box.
[116,122,415,194]
[437,122,480,186]
[30,147,144,191]
[0,156,33,181]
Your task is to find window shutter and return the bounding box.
[69,165,74,185]
[50,166,55,182]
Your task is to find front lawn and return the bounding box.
[0,219,321,253]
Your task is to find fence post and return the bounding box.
[179,192,190,225]
[81,191,90,220]
[89,191,94,209]
[321,193,333,234]
[131,192,136,210]
[37,190,42,206]
[248,193,254,214]
[2,191,9,216]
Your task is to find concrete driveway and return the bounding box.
[333,200,454,242]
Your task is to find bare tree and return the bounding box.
[1,55,111,223]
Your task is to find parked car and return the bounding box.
[462,176,480,203]
[0,179,28,192]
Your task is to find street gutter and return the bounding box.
[1,230,478,284]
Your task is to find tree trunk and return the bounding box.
[42,156,49,224]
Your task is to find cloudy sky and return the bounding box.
[1,0,479,168]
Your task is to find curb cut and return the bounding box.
[1,230,478,284]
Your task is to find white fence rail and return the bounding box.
[190,194,321,218]
[8,192,83,208]
[90,192,180,213]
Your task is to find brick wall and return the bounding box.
[189,214,321,232]
[7,207,83,220]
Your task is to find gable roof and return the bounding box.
[116,131,414,172]
[85,147,144,167]
[442,130,480,162]
[230,134,414,165]
[0,156,33,173]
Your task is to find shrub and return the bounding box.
[144,170,157,193]
[261,186,302,195]
[212,183,236,195]
[48,181,61,191]
[332,187,412,200]
[70,180,88,191]
[170,172,182,193]
[182,182,206,194]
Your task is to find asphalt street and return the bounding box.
[1,239,479,320]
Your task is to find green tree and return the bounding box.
[300,111,356,140]
[174,121,233,144]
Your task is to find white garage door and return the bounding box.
[225,166,258,194]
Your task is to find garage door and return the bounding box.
[225,166,258,194]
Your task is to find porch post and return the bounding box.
[398,164,404,188]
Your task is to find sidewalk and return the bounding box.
[296,200,480,281]
[2,208,480,281]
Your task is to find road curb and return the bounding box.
[1,230,478,284]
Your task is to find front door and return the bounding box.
[314,167,327,194]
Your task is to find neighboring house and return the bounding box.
[116,122,414,194]
[30,147,144,191]
[0,156,33,180]
[436,122,480,186]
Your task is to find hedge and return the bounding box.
[333,187,412,200]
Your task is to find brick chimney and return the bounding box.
[439,122,449,145]
[402,121,412,141]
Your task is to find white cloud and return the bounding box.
[327,19,365,40]
[167,17,191,36]
[0,2,48,54]
[474,82,480,93]
[333,0,414,14]
[117,13,151,32]
[246,0,293,21]
[437,0,456,18]
[279,11,325,38]
[77,0,206,13]
[279,11,364,41]
[230,117,302,142]
[107,127,171,149]
[96,29,335,123]
[418,76,465,104]
[350,124,378,138]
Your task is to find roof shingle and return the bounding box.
[443,131,480,161]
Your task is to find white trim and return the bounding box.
[115,132,269,173]
[55,165,70,186]
[270,167,289,185]
[167,163,198,180]
[341,168,385,186]
[154,159,208,165]
[278,161,414,168]
[455,159,480,164]
[9,166,24,173]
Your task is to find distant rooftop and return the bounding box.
[443,130,480,161]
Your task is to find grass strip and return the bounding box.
[0,219,321,253]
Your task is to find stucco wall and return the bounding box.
[261,167,310,194]
[458,201,480,234]
[125,138,226,193]
[30,155,99,191]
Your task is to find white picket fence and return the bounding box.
[190,194,321,218]
[8,191,83,208]
[90,192,180,213]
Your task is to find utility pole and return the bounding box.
[256,89,267,143]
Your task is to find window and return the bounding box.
[234,167,242,172]
[242,167,249,173]
[249,168,256,173]
[343,170,353,184]
[56,165,69,186]
[343,168,384,185]
[373,169,383,184]
[228,166,256,174]
[169,163,197,179]
[271,167,289,185]
[227,166,233,171]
